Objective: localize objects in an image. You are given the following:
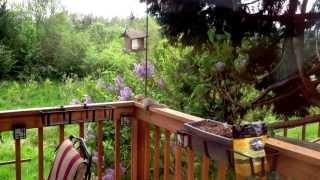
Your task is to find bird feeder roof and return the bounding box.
[122,29,147,39]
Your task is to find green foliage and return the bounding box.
[0,2,160,80]
[0,44,15,78]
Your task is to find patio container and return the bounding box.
[184,119,233,165]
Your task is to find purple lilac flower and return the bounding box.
[70,99,81,105]
[133,61,155,78]
[103,174,114,180]
[83,95,93,104]
[92,151,98,163]
[114,76,125,90]
[103,168,115,180]
[118,87,133,101]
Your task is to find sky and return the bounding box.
[10,0,147,18]
[61,0,146,18]
[9,0,318,18]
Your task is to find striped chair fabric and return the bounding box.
[48,139,87,180]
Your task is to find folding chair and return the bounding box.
[48,136,92,180]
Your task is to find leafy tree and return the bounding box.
[144,0,320,120]
[0,44,15,79]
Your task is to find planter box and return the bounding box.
[184,120,233,165]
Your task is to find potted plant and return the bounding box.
[184,119,233,165]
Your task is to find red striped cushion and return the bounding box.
[48,139,86,180]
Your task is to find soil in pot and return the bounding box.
[192,120,233,138]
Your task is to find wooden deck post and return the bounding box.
[97,120,104,180]
[115,117,121,180]
[153,126,160,180]
[38,127,44,180]
[15,139,21,180]
[187,148,194,180]
[164,130,171,180]
[131,118,139,180]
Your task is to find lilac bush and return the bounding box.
[118,87,133,101]
[105,76,134,101]
[102,163,126,180]
[133,61,155,78]
[114,75,125,90]
[103,168,115,180]
[92,151,98,163]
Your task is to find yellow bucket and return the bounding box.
[232,123,268,179]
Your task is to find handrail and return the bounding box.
[0,101,134,131]
[0,100,320,179]
[268,115,320,129]
[133,101,202,132]
[266,138,320,166]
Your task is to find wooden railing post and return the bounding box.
[59,125,64,144]
[137,119,146,179]
[38,127,44,180]
[174,145,182,180]
[164,130,171,180]
[143,123,150,180]
[79,122,85,138]
[201,155,209,180]
[131,118,139,180]
[97,120,104,180]
[217,161,227,180]
[187,148,194,180]
[15,139,21,180]
[115,117,121,180]
[153,126,160,180]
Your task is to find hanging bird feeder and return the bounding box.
[122,28,147,52]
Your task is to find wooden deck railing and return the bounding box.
[0,101,320,180]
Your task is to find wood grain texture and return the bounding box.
[201,155,209,180]
[97,120,104,180]
[143,123,150,180]
[79,122,84,138]
[137,119,146,179]
[274,153,320,180]
[164,130,171,180]
[174,145,182,180]
[187,148,194,180]
[266,138,320,166]
[59,125,64,144]
[115,118,121,180]
[217,161,227,180]
[153,126,160,180]
[38,127,44,180]
[0,101,133,131]
[15,139,21,180]
[131,118,139,180]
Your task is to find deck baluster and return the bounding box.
[164,130,171,180]
[38,127,44,180]
[153,126,160,180]
[15,139,21,180]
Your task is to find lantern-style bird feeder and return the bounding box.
[122,28,147,52]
